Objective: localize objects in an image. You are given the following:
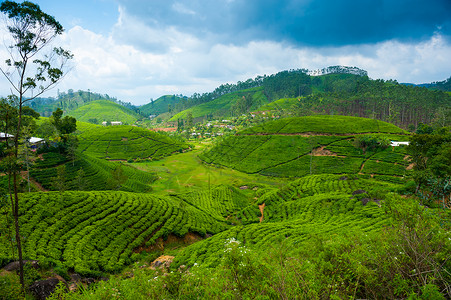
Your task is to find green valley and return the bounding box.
[1,2,451,299]
[1,74,450,300]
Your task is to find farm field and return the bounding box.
[29,152,157,192]
[1,191,229,276]
[171,173,397,268]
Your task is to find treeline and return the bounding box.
[285,76,451,129]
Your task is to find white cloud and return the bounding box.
[2,7,449,106]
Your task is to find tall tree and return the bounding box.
[0,1,72,289]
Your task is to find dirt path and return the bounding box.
[20,171,48,192]
[259,203,265,223]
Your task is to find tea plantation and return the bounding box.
[200,116,411,180]
[77,124,189,160]
[172,174,396,268]
[2,115,449,300]
[3,191,229,276]
[29,152,157,192]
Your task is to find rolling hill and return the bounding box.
[67,100,140,124]
[29,152,157,193]
[161,69,450,128]
[200,115,410,180]
[172,173,395,268]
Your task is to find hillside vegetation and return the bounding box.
[2,67,450,299]
[170,87,268,120]
[29,90,139,118]
[139,95,187,116]
[200,116,410,179]
[77,125,189,160]
[173,174,395,268]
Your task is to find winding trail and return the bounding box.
[259,203,265,223]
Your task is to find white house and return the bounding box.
[390,141,410,147]
[102,121,123,126]
[0,132,14,141]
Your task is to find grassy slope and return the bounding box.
[67,100,140,124]
[77,124,189,160]
[169,87,268,120]
[128,142,282,195]
[200,116,410,179]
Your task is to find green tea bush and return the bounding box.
[78,125,188,160]
[5,191,228,276]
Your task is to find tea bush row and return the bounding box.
[11,191,228,276]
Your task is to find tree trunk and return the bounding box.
[13,171,24,289]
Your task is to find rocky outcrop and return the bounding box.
[29,277,66,300]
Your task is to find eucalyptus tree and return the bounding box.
[0,0,72,289]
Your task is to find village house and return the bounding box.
[390,141,410,147]
[0,132,14,141]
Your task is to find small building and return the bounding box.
[102,121,123,126]
[0,132,14,141]
[28,137,45,149]
[390,141,410,147]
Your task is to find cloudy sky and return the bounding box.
[1,0,451,105]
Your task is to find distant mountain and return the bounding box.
[67,100,140,124]
[401,76,451,92]
[428,76,451,92]
[139,95,188,117]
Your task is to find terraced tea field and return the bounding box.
[77,125,189,160]
[172,174,394,268]
[200,116,411,180]
[12,191,229,276]
[30,152,157,192]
